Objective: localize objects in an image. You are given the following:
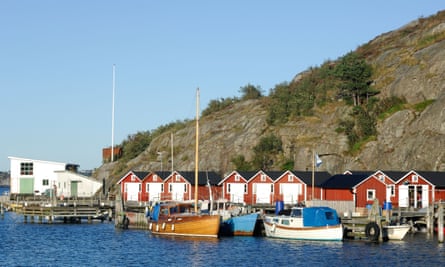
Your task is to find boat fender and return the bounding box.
[271,223,276,232]
[156,224,159,232]
[172,224,175,231]
[162,222,166,230]
[149,222,152,230]
[365,222,380,241]
[123,216,130,229]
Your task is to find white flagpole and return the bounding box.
[111,64,115,162]
[171,132,174,173]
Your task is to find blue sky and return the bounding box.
[1,1,443,171]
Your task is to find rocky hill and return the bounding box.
[95,10,445,185]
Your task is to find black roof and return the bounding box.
[416,171,445,187]
[236,171,258,180]
[348,170,407,182]
[132,171,150,179]
[321,173,369,189]
[151,171,173,180]
[176,171,221,186]
[263,171,284,181]
[291,171,332,186]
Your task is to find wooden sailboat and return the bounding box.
[148,88,220,238]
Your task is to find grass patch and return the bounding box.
[414,99,435,112]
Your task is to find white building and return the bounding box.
[8,156,101,198]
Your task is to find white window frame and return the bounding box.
[378,174,384,182]
[412,175,418,183]
[235,175,240,182]
[390,185,395,197]
[367,189,376,201]
[261,174,266,182]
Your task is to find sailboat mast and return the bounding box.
[171,132,174,173]
[194,88,200,213]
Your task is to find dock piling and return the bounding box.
[438,204,444,243]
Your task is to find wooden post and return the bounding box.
[438,203,444,243]
[428,205,434,234]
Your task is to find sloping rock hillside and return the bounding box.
[95,10,445,184]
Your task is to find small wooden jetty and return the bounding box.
[114,191,150,229]
[2,196,114,224]
[341,200,445,242]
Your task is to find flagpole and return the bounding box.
[311,150,315,200]
[111,64,115,162]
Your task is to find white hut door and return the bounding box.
[255,183,271,204]
[148,183,163,201]
[126,183,140,201]
[281,183,301,204]
[171,183,185,201]
[229,183,244,203]
[422,185,429,208]
[398,185,409,208]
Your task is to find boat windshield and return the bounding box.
[290,208,302,217]
[325,211,335,220]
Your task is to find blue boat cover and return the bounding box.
[302,207,340,227]
[151,203,160,222]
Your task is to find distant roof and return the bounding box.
[416,171,445,187]
[176,171,221,186]
[151,171,173,180]
[132,171,150,179]
[321,173,369,189]
[292,171,332,186]
[236,171,258,179]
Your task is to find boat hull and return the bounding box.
[383,225,411,240]
[219,213,259,236]
[263,219,343,241]
[263,207,343,241]
[149,214,220,238]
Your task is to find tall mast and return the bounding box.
[311,150,315,200]
[194,88,200,213]
[111,64,116,162]
[171,132,174,173]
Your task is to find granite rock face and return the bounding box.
[97,11,445,181]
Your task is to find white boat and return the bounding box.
[383,224,411,240]
[263,206,343,241]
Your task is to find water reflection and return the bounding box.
[1,210,445,266]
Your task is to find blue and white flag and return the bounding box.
[315,153,323,167]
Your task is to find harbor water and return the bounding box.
[1,187,445,266]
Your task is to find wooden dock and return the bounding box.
[2,197,114,224]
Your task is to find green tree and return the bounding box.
[239,84,263,100]
[121,131,152,160]
[231,155,252,171]
[251,134,283,170]
[334,52,374,106]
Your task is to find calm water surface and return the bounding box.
[1,186,445,267]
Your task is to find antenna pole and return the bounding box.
[111,64,115,162]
